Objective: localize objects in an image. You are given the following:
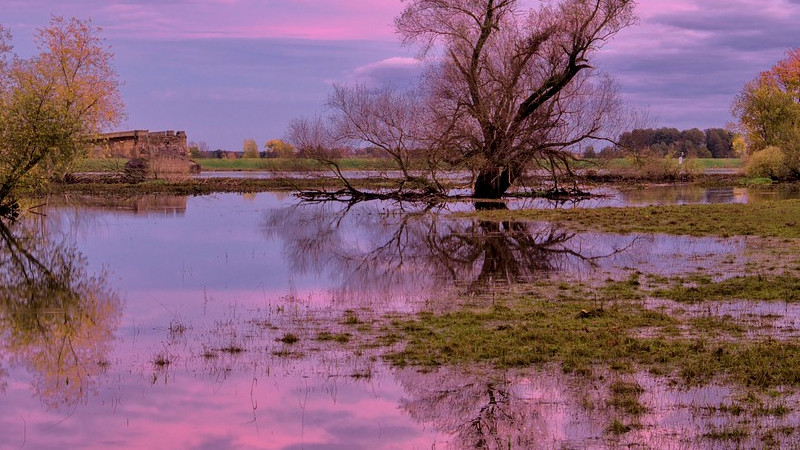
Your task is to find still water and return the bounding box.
[0,186,794,448]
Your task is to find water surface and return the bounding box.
[0,187,795,448]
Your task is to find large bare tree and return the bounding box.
[287,0,635,200]
[398,0,636,198]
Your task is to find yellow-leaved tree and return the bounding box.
[242,138,259,158]
[733,48,800,179]
[0,17,124,219]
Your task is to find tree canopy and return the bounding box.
[264,139,295,158]
[289,0,637,199]
[733,48,800,179]
[612,127,735,159]
[0,17,124,219]
[242,138,259,158]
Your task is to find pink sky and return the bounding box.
[3,0,799,149]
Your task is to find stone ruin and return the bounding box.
[92,129,188,159]
[90,130,199,181]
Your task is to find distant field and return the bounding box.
[196,157,402,171]
[694,158,742,169]
[584,157,741,169]
[72,157,403,172]
[73,157,744,173]
[193,157,746,172]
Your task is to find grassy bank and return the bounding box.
[46,176,404,196]
[468,199,800,238]
[196,157,406,171]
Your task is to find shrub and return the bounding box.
[745,146,791,180]
[637,156,697,181]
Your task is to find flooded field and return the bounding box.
[1,186,800,448]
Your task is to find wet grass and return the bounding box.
[608,380,647,415]
[655,275,800,303]
[703,427,750,442]
[380,279,800,390]
[470,199,800,238]
[316,332,351,343]
[277,333,300,344]
[47,176,409,197]
[152,353,172,368]
[606,418,634,435]
[219,344,245,354]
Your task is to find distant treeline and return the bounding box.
[597,127,736,159]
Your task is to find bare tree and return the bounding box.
[285,0,635,200]
[326,84,446,194]
[397,0,636,198]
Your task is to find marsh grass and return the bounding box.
[49,176,410,196]
[606,418,633,435]
[277,333,300,344]
[380,279,800,390]
[316,332,351,343]
[219,344,245,354]
[469,199,800,238]
[152,353,172,368]
[656,275,800,303]
[608,380,647,415]
[703,426,750,441]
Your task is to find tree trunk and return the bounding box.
[472,165,520,198]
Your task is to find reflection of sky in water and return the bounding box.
[0,189,781,447]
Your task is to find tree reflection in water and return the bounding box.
[0,217,121,410]
[399,367,525,448]
[265,200,626,302]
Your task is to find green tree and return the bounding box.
[0,17,124,220]
[733,48,800,178]
[704,128,735,158]
[242,138,259,158]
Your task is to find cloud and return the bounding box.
[6,0,800,144]
[344,57,423,88]
[597,0,800,129]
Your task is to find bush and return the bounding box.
[124,158,149,183]
[637,156,697,181]
[745,146,791,180]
